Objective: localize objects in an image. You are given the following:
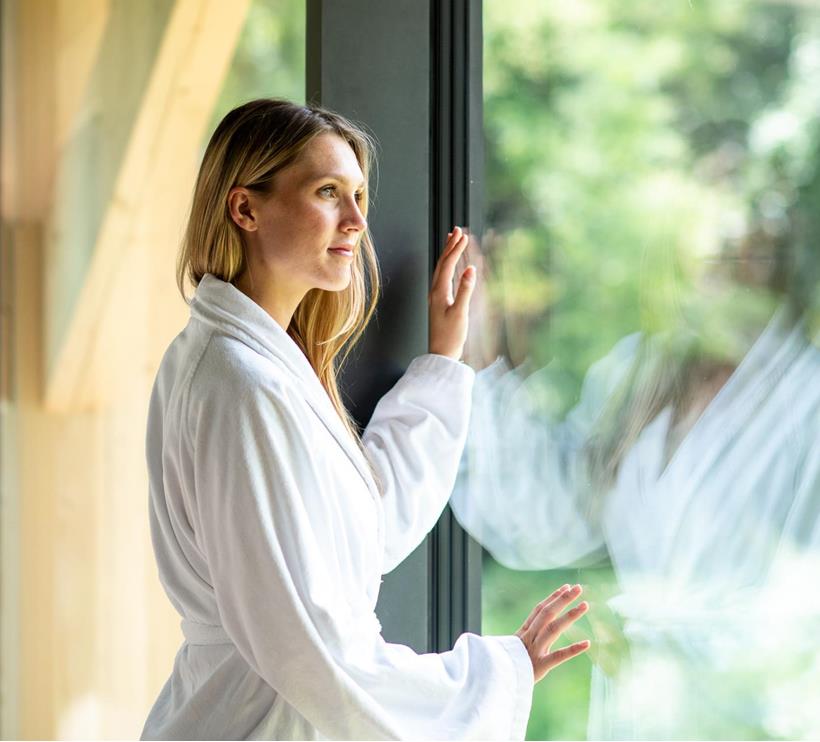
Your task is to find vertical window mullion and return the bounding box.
[430,0,483,652]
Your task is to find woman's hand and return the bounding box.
[428,226,476,361]
[516,583,591,683]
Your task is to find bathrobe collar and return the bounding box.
[190,274,378,496]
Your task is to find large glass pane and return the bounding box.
[207,0,305,136]
[452,2,820,739]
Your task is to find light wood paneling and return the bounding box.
[1,0,251,736]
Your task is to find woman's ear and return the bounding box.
[227,187,257,232]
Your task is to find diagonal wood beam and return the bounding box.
[44,0,250,412]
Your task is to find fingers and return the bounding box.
[431,226,470,303]
[516,584,592,684]
[520,584,570,633]
[529,584,584,636]
[538,600,589,645]
[526,585,587,661]
[440,229,469,296]
[538,640,591,675]
[431,228,460,286]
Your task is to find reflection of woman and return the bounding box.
[452,241,820,738]
[141,99,591,740]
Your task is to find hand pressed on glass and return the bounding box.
[428,225,476,360]
[515,583,590,683]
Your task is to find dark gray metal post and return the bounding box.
[429,0,484,652]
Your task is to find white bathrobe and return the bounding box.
[451,308,820,739]
[141,275,533,741]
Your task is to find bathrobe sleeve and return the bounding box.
[450,335,641,569]
[189,369,532,741]
[361,354,476,573]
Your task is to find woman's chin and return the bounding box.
[322,270,354,293]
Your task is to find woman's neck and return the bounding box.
[234,267,305,331]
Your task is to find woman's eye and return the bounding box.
[319,185,364,202]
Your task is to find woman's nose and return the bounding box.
[342,199,367,232]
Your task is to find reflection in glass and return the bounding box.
[455,2,820,739]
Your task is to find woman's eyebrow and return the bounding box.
[308,172,365,188]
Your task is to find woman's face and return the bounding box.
[236,132,367,300]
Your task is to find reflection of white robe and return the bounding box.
[142,275,532,741]
[451,309,820,739]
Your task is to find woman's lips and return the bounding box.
[328,247,354,258]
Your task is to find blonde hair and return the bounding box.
[178,99,380,443]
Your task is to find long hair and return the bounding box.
[177,98,380,444]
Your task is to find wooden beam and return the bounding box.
[44,0,251,411]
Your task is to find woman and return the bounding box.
[141,99,591,740]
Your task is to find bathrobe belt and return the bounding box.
[181,619,232,645]
[181,612,383,647]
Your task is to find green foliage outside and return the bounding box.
[206,0,305,147]
[483,0,820,413]
[482,559,599,741]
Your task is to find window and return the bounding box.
[452,1,820,739]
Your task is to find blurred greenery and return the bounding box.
[481,0,820,739]
[482,558,624,741]
[483,0,820,413]
[205,0,305,146]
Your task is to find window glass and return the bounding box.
[208,0,305,136]
[452,2,820,739]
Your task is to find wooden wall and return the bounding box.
[0,0,250,736]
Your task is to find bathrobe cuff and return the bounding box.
[406,352,477,383]
[488,634,535,740]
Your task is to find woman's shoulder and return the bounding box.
[191,331,298,405]
[175,333,312,451]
